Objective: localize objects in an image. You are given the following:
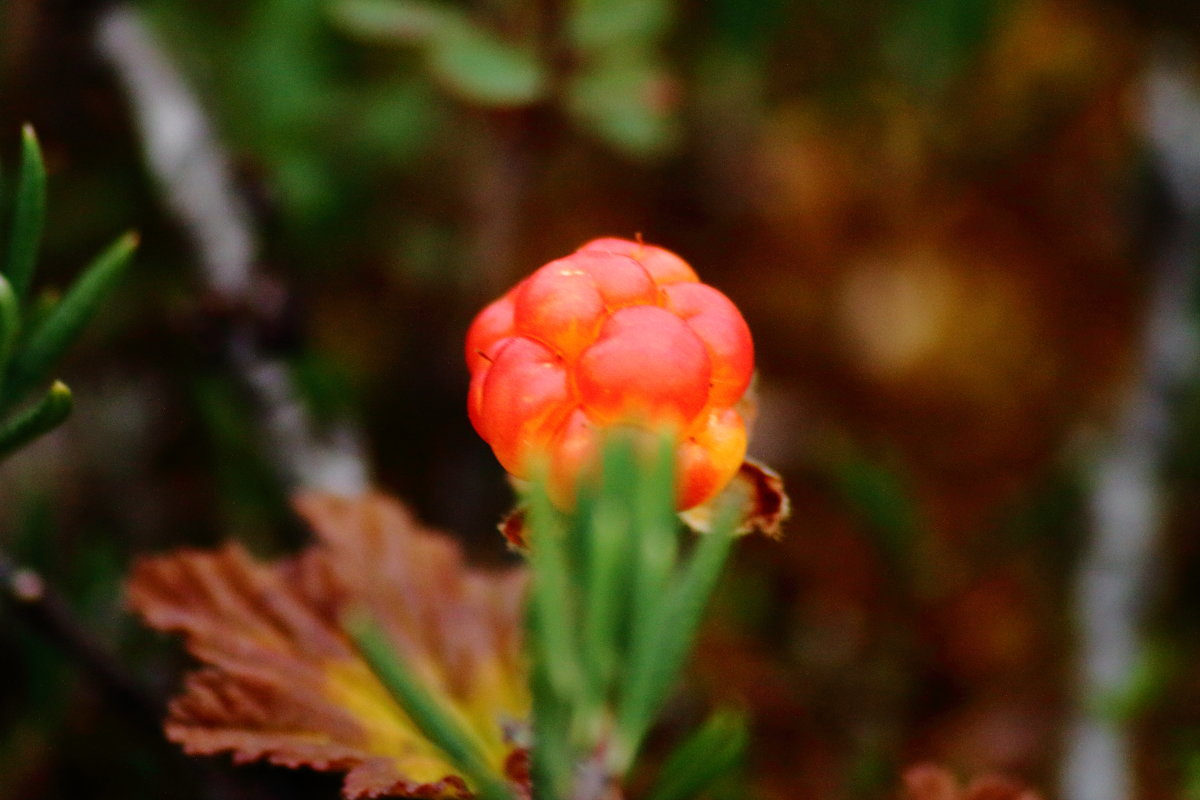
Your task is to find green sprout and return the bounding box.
[348,430,748,800]
[0,125,138,461]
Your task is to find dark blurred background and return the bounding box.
[2,0,1200,798]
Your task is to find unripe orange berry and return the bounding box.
[465,238,754,510]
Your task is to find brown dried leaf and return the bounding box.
[127,491,530,799]
[901,764,1042,800]
[680,458,791,539]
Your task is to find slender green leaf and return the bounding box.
[0,273,19,396]
[524,473,585,706]
[0,381,72,462]
[20,289,59,340]
[427,22,546,107]
[5,124,47,302]
[5,232,137,405]
[528,604,576,800]
[346,614,515,800]
[628,432,681,649]
[644,710,748,800]
[578,435,639,710]
[615,498,740,771]
[524,464,594,798]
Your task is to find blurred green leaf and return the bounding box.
[528,603,576,800]
[711,0,787,52]
[525,472,586,710]
[347,614,515,800]
[0,273,19,395]
[568,55,679,157]
[5,124,47,302]
[1098,640,1175,722]
[626,433,681,677]
[190,375,292,547]
[4,232,137,406]
[1183,748,1200,800]
[644,709,748,800]
[575,438,640,716]
[834,456,919,567]
[0,381,72,462]
[351,79,442,165]
[427,22,546,107]
[615,497,739,771]
[332,0,462,42]
[885,0,999,93]
[568,0,673,53]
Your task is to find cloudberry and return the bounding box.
[466,238,753,509]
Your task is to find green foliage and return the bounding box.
[346,432,747,799]
[0,127,136,462]
[333,0,547,107]
[144,0,438,237]
[0,275,18,382]
[567,53,679,157]
[348,615,516,800]
[1184,749,1200,800]
[4,233,138,406]
[568,0,674,55]
[331,0,458,40]
[885,0,1001,94]
[615,486,739,769]
[332,0,681,157]
[525,432,745,793]
[0,381,73,461]
[1098,640,1176,722]
[643,710,748,800]
[833,454,920,575]
[5,126,47,303]
[426,22,547,107]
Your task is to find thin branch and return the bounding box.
[0,550,164,734]
[1062,44,1200,800]
[94,4,369,495]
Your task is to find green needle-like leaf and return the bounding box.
[0,273,19,397]
[5,231,137,406]
[525,472,586,705]
[525,467,590,799]
[0,380,72,462]
[528,604,576,800]
[628,432,681,648]
[578,435,639,710]
[5,124,47,302]
[644,710,748,800]
[615,497,741,771]
[346,614,515,800]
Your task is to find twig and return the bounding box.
[0,542,307,799]
[94,4,369,495]
[0,550,164,734]
[1062,45,1200,800]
